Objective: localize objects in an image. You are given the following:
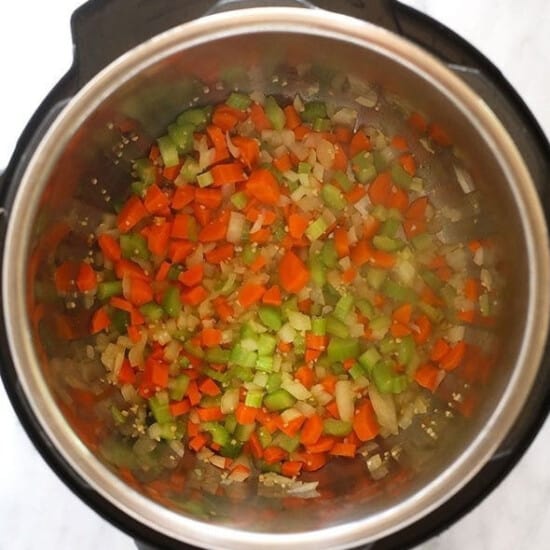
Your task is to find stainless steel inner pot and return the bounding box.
[2,6,549,549]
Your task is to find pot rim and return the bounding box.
[3,7,549,549]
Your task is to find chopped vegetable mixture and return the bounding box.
[51,92,497,490]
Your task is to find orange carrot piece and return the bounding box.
[162,163,181,181]
[172,185,195,209]
[249,228,271,244]
[405,196,429,221]
[368,172,392,206]
[392,303,412,325]
[167,240,194,263]
[403,218,426,239]
[273,153,293,172]
[212,104,241,131]
[117,196,148,233]
[90,306,111,334]
[332,143,348,171]
[54,260,79,292]
[250,254,267,273]
[295,365,315,389]
[413,314,432,344]
[195,188,222,209]
[282,461,303,478]
[238,283,266,308]
[250,103,272,132]
[199,377,221,396]
[115,259,149,281]
[353,400,380,442]
[213,296,234,321]
[187,380,201,406]
[458,310,476,324]
[349,130,372,157]
[399,154,417,176]
[263,446,287,465]
[144,184,170,214]
[288,213,309,239]
[197,406,224,422]
[118,360,136,384]
[408,112,428,133]
[262,285,282,306]
[189,434,208,452]
[231,135,260,169]
[305,333,327,351]
[298,452,327,472]
[341,267,357,283]
[246,168,280,205]
[147,221,171,257]
[211,162,247,186]
[334,228,350,258]
[414,363,442,392]
[391,135,409,151]
[178,264,204,287]
[170,213,193,239]
[464,278,480,301]
[206,125,229,162]
[284,104,302,130]
[97,234,122,262]
[235,403,258,425]
[198,219,228,242]
[306,436,336,454]
[329,443,357,457]
[429,123,452,147]
[430,338,450,362]
[181,285,208,306]
[334,126,353,143]
[390,322,412,338]
[386,185,409,212]
[293,125,311,140]
[76,262,97,292]
[279,250,309,294]
[205,243,235,264]
[169,399,191,417]
[124,277,153,306]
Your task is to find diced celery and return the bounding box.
[334,294,354,322]
[311,317,327,336]
[245,389,264,408]
[326,315,350,339]
[230,343,257,368]
[263,388,296,411]
[381,279,417,303]
[321,239,339,268]
[301,100,327,123]
[397,335,415,366]
[373,151,389,172]
[202,422,230,446]
[323,418,352,437]
[162,286,182,318]
[256,356,274,372]
[235,422,256,442]
[205,347,231,364]
[313,117,331,132]
[231,365,255,382]
[231,191,249,210]
[97,280,122,301]
[391,163,413,189]
[149,392,172,424]
[356,298,375,318]
[177,106,212,130]
[226,91,252,111]
[373,235,404,252]
[298,162,312,174]
[327,337,360,361]
[139,302,164,323]
[309,253,326,287]
[168,122,194,153]
[380,217,401,238]
[266,372,282,393]
[155,421,184,440]
[157,135,179,168]
[352,151,376,184]
[167,264,184,281]
[372,360,396,393]
[120,233,149,260]
[274,433,300,453]
[349,363,365,380]
[293,333,306,356]
[371,204,389,222]
[366,268,387,290]
[369,317,392,340]
[220,439,243,458]
[281,297,299,319]
[418,302,444,323]
[333,170,354,192]
[358,347,381,373]
[265,96,285,130]
[258,426,272,448]
[379,336,397,355]
[203,367,227,383]
[258,306,283,331]
[133,158,157,185]
[183,341,204,359]
[421,269,443,291]
[411,233,434,251]
[197,170,214,188]
[257,333,277,356]
[179,157,200,183]
[110,309,129,334]
[479,293,491,317]
[241,243,258,265]
[306,217,328,241]
[224,414,238,434]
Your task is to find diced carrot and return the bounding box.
[205,243,235,264]
[405,196,429,221]
[349,130,371,157]
[187,380,201,406]
[279,250,309,294]
[238,283,266,308]
[321,374,338,394]
[211,162,247,186]
[464,278,480,301]
[167,240,194,263]
[250,102,272,132]
[146,221,171,257]
[306,436,336,454]
[414,363,442,392]
[273,153,293,172]
[149,145,161,162]
[178,264,204,287]
[54,260,79,292]
[413,314,432,344]
[199,377,221,395]
[110,296,134,313]
[235,403,258,425]
[334,228,350,258]
[305,333,327,351]
[127,325,141,343]
[181,285,208,306]
[282,461,303,478]
[198,219,228,242]
[277,415,306,438]
[249,254,267,273]
[189,434,208,452]
[212,104,243,131]
[341,267,357,283]
[249,228,271,244]
[368,172,392,206]
[332,143,348,171]
[392,303,412,325]
[293,125,311,140]
[115,259,149,281]
[169,399,191,417]
[353,400,379,442]
[325,400,340,419]
[124,277,153,306]
[193,203,211,227]
[172,185,195,209]
[229,135,259,170]
[386,185,409,212]
[295,365,315,389]
[144,184,170,214]
[97,234,122,262]
[261,210,277,225]
[390,322,411,338]
[248,432,264,459]
[197,406,224,422]
[117,360,136,385]
[329,443,357,458]
[440,341,467,371]
[263,446,287,465]
[399,154,417,176]
[408,112,428,133]
[369,249,396,269]
[262,285,282,306]
[297,452,327,472]
[194,188,222,209]
[403,218,426,239]
[430,338,450,362]
[350,241,371,267]
[201,328,222,349]
[458,310,476,324]
[429,123,452,147]
[206,125,229,162]
[334,126,352,143]
[90,306,110,334]
[117,196,148,233]
[76,262,97,292]
[213,296,234,321]
[162,163,181,181]
[171,213,193,239]
[246,168,280,205]
[284,104,302,130]
[288,213,309,239]
[391,135,409,151]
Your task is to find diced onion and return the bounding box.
[226,212,246,243]
[221,388,240,414]
[335,380,355,422]
[368,386,398,435]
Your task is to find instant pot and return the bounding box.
[1,1,549,549]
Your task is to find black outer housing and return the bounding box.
[0,1,549,549]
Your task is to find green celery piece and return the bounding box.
[202,422,230,446]
[358,347,381,373]
[326,315,350,339]
[224,414,238,434]
[411,233,434,251]
[323,418,353,437]
[257,333,277,356]
[180,156,200,183]
[301,100,327,123]
[333,170,354,192]
[391,163,413,189]
[281,296,298,319]
[245,389,264,408]
[259,461,282,474]
[231,191,248,210]
[200,395,221,408]
[311,317,327,336]
[120,233,149,260]
[380,217,401,238]
[157,421,185,440]
[372,360,396,393]
[203,367,227,383]
[157,135,179,168]
[97,280,122,301]
[369,317,392,339]
[239,322,257,340]
[182,341,204,359]
[110,406,125,426]
[111,309,129,334]
[167,264,185,281]
[226,91,252,110]
[177,106,212,130]
[327,337,359,361]
[149,393,172,424]
[205,347,231,364]
[334,294,354,322]
[256,356,274,372]
[421,269,443,291]
[220,439,243,458]
[321,239,338,268]
[140,302,164,322]
[266,372,282,393]
[168,374,190,401]
[312,118,331,132]
[133,158,157,185]
[131,180,149,197]
[373,151,389,172]
[349,363,366,380]
[309,253,326,287]
[265,96,286,130]
[258,306,283,331]
[397,335,416,366]
[274,433,301,453]
[241,243,258,265]
[232,364,255,382]
[230,343,257,368]
[197,170,214,188]
[371,204,389,222]
[479,293,491,317]
[391,375,409,394]
[352,151,377,184]
[263,389,296,411]
[373,235,405,252]
[162,286,182,318]
[293,333,306,357]
[257,426,273,448]
[379,336,397,355]
[235,423,256,442]
[381,279,417,303]
[418,302,444,323]
[306,217,328,241]
[298,162,312,174]
[366,268,387,290]
[356,298,375,319]
[168,122,194,153]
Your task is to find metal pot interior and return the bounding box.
[3,9,548,548]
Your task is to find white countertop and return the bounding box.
[1,1,549,549]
